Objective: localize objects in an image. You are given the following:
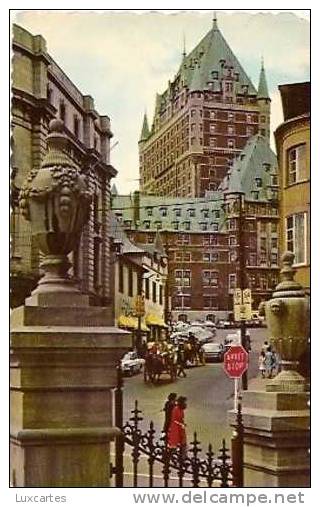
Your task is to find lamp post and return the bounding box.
[224,190,248,391]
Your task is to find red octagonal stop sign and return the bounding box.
[223,345,248,378]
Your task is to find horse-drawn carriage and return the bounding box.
[144,343,177,383]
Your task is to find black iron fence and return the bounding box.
[113,367,243,488]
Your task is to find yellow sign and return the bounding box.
[233,288,252,321]
[134,295,145,317]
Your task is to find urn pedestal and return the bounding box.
[10,120,131,486]
[230,253,310,487]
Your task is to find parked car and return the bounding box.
[224,332,241,349]
[202,342,225,362]
[121,351,145,376]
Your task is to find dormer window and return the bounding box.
[200,222,208,231]
[188,208,196,218]
[251,191,259,200]
[160,207,167,217]
[211,222,218,231]
[155,221,162,230]
[174,208,181,217]
[212,71,218,79]
[255,177,262,188]
[172,221,179,230]
[228,112,234,121]
[227,139,235,149]
[184,221,191,231]
[144,220,151,229]
[146,207,153,217]
[124,220,132,228]
[202,209,209,218]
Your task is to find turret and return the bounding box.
[139,112,150,144]
[257,58,271,143]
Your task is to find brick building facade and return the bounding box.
[113,135,280,322]
[139,16,270,198]
[11,24,115,307]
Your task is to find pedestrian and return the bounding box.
[271,350,278,377]
[162,393,177,441]
[262,340,269,352]
[245,330,251,352]
[177,343,187,377]
[167,396,187,457]
[265,346,274,378]
[258,350,266,378]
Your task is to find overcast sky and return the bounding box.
[13,10,310,194]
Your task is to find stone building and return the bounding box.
[110,213,168,342]
[274,82,310,291]
[139,15,270,198]
[113,135,279,322]
[11,24,115,307]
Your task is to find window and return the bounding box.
[210,124,216,134]
[210,138,217,148]
[247,114,252,123]
[124,220,132,228]
[145,278,150,299]
[271,253,278,265]
[229,274,236,290]
[287,144,307,185]
[143,221,151,229]
[229,251,237,263]
[173,295,191,310]
[119,263,124,293]
[210,111,216,119]
[191,109,196,118]
[47,86,52,102]
[177,234,190,245]
[260,276,268,290]
[202,209,209,218]
[225,82,233,93]
[260,115,266,122]
[128,267,133,297]
[155,221,162,230]
[152,282,157,303]
[229,236,237,246]
[271,238,278,249]
[159,285,163,305]
[286,213,307,265]
[172,221,179,230]
[200,222,208,231]
[228,125,234,135]
[175,251,191,262]
[73,116,79,137]
[202,270,218,287]
[255,177,262,188]
[175,208,181,217]
[249,253,256,266]
[188,209,196,218]
[175,270,191,287]
[204,296,218,309]
[260,221,267,233]
[59,101,66,122]
[228,113,234,121]
[260,238,267,251]
[184,221,191,231]
[203,252,219,262]
[271,223,277,234]
[160,207,168,217]
[146,207,153,216]
[248,275,256,288]
[228,139,235,149]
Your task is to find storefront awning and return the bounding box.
[118,315,150,332]
[145,314,168,328]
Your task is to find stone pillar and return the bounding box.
[11,120,131,486]
[230,252,310,487]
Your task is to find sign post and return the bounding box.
[223,345,249,411]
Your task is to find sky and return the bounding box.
[13,9,310,194]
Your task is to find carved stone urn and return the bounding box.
[262,252,310,392]
[19,119,92,294]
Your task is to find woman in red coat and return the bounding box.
[167,396,187,451]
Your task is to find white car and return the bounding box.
[121,351,145,376]
[202,342,225,362]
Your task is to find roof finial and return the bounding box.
[212,11,218,30]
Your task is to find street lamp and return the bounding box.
[224,190,248,391]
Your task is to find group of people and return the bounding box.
[162,393,187,453]
[258,341,279,379]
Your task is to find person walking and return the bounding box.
[162,393,177,442]
[167,396,187,457]
[177,343,187,378]
[265,346,274,379]
[258,350,266,378]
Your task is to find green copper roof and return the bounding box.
[178,18,257,95]
[257,62,270,99]
[139,112,150,142]
[220,135,277,200]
